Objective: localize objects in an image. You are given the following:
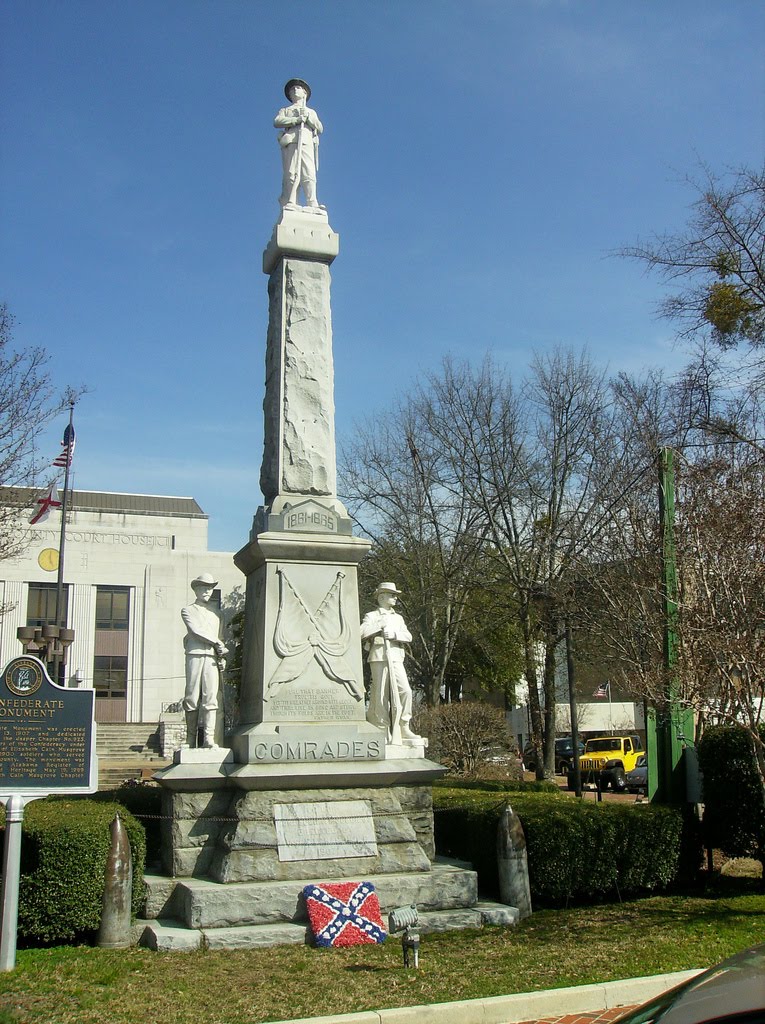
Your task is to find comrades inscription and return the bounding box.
[249,735,382,764]
[0,656,95,793]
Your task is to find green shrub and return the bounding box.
[520,799,683,903]
[94,782,163,867]
[434,778,559,795]
[698,725,765,873]
[415,702,518,777]
[434,786,684,904]
[1,798,146,944]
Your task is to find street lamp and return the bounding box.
[17,624,75,682]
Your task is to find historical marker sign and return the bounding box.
[0,655,97,796]
[0,655,97,971]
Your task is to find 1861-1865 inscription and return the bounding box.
[0,656,96,793]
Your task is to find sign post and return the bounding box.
[0,655,97,970]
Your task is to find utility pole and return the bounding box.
[565,620,582,798]
[647,447,694,804]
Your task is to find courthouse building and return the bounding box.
[0,489,243,724]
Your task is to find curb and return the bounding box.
[267,969,702,1024]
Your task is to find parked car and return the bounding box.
[625,754,648,794]
[524,737,584,775]
[612,942,765,1023]
[569,733,645,791]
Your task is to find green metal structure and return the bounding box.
[647,447,695,804]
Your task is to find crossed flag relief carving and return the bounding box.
[265,568,363,701]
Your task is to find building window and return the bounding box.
[27,582,69,627]
[93,587,130,704]
[95,586,130,630]
[93,656,128,699]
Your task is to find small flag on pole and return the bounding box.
[52,424,76,468]
[29,482,62,525]
[592,681,610,699]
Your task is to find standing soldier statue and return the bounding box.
[181,573,228,749]
[274,78,324,210]
[360,583,421,745]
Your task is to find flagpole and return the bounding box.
[53,401,75,683]
[608,678,613,734]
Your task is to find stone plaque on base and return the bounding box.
[274,799,378,861]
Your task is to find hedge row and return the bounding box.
[435,778,559,795]
[434,786,687,905]
[94,782,163,866]
[697,724,765,871]
[0,798,146,944]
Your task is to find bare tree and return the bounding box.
[417,350,644,779]
[577,365,765,805]
[414,701,516,778]
[674,449,765,796]
[574,371,677,707]
[0,304,76,563]
[340,391,489,706]
[620,163,765,349]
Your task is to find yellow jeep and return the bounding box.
[568,734,645,792]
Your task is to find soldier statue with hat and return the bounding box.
[360,583,422,745]
[274,78,324,210]
[181,572,228,749]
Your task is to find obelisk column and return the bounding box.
[259,212,339,513]
[232,80,378,767]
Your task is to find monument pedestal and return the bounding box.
[231,526,374,760]
[147,190,520,949]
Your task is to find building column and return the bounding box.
[69,584,95,687]
[0,582,26,668]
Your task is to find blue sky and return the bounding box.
[2,1,763,552]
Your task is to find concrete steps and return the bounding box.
[138,862,520,952]
[96,723,161,758]
[97,761,169,790]
[140,906,519,953]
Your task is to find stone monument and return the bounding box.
[147,81,516,949]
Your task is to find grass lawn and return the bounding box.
[0,882,762,1024]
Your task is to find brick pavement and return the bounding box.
[516,1008,638,1024]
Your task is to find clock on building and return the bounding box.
[37,548,60,572]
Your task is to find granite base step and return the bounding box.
[138,901,517,952]
[143,862,480,929]
[138,860,519,951]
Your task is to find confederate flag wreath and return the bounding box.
[303,880,387,947]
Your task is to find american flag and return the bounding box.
[592,681,610,699]
[52,424,76,468]
[303,881,386,947]
[29,482,62,525]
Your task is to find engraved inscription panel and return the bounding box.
[283,501,338,534]
[0,725,87,782]
[269,689,357,721]
[274,800,378,862]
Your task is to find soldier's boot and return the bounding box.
[200,712,218,750]
[183,710,199,748]
[302,175,322,208]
